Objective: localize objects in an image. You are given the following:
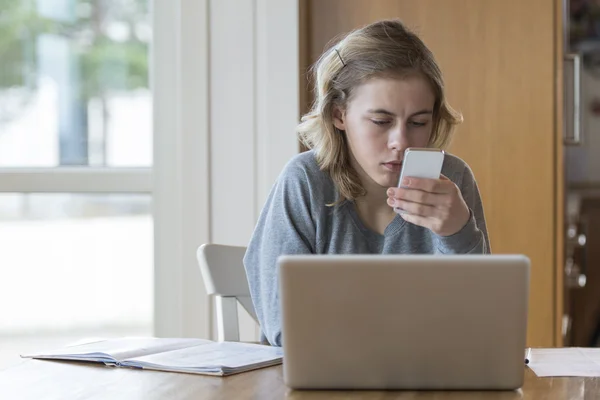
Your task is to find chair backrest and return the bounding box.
[196,243,258,341]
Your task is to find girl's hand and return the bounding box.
[386,175,470,237]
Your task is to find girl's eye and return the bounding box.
[410,121,428,127]
[372,120,390,126]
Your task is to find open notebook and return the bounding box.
[21,337,283,376]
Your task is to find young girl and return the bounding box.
[243,19,490,347]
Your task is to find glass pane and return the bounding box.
[0,193,153,369]
[0,0,152,167]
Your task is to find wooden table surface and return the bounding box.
[0,359,598,400]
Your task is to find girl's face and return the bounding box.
[333,75,436,190]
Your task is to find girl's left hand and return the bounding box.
[386,175,470,237]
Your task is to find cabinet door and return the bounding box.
[301,0,560,346]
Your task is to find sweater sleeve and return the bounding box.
[243,161,317,346]
[434,163,491,254]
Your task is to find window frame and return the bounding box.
[0,0,300,341]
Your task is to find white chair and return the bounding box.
[196,243,258,342]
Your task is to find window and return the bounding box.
[0,0,152,369]
[0,0,151,167]
[0,193,152,330]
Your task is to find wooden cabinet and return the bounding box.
[566,196,600,347]
[300,0,563,346]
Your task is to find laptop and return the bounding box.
[278,254,530,390]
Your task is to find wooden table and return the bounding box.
[0,360,598,399]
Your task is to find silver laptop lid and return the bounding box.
[279,254,529,390]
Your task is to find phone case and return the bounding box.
[395,148,445,215]
[397,148,445,188]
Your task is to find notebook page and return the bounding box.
[22,337,211,362]
[124,341,283,371]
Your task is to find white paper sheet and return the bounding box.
[527,347,600,377]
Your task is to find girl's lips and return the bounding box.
[382,162,403,172]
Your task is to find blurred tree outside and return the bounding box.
[0,0,50,123]
[0,0,150,164]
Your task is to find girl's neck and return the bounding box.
[350,159,397,235]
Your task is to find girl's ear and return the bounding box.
[332,106,346,131]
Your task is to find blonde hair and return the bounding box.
[298,19,463,204]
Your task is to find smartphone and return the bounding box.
[397,148,445,187]
[395,148,445,213]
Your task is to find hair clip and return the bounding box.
[334,48,346,67]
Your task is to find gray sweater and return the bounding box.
[243,150,490,346]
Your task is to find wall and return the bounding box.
[153,0,300,340]
[209,0,300,341]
